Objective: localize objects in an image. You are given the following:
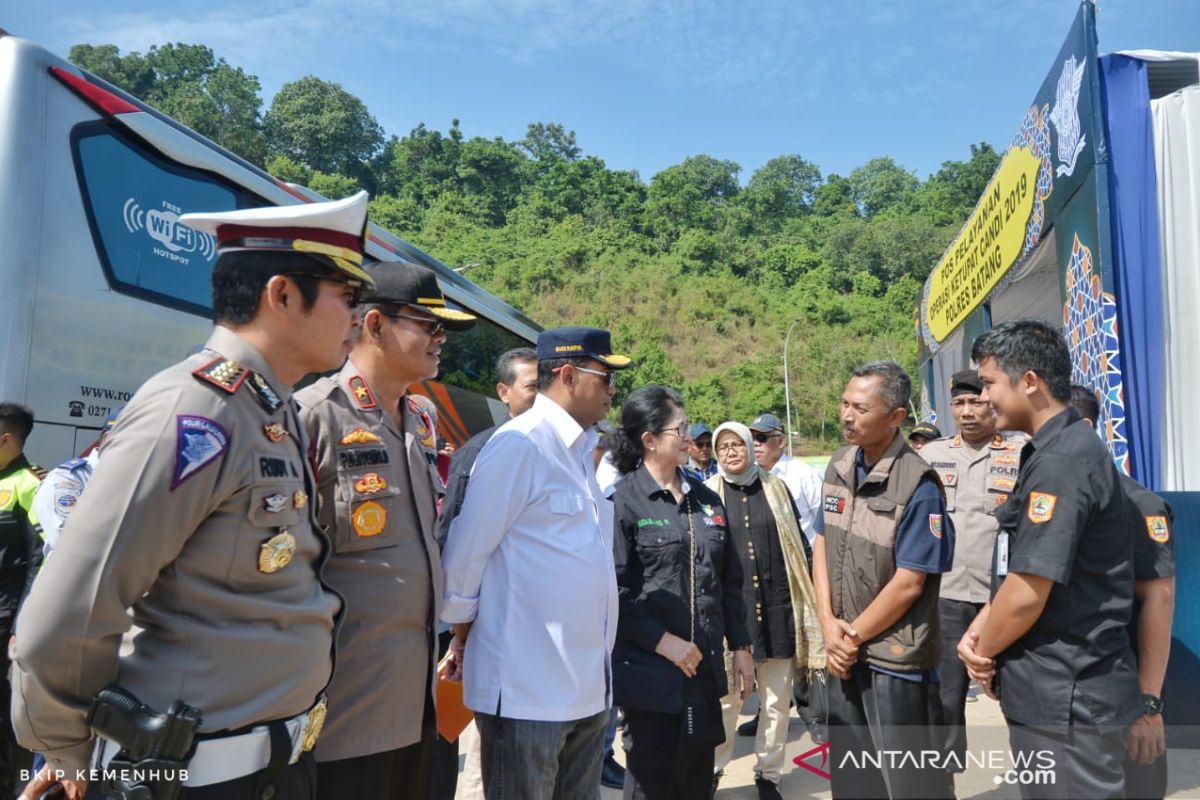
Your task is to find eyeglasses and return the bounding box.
[752,432,782,444]
[716,441,748,454]
[572,364,618,388]
[379,311,445,338]
[657,421,691,439]
[282,273,364,308]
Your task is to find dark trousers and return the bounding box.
[621,708,715,800]
[794,667,829,737]
[0,651,33,798]
[1123,751,1168,800]
[183,752,317,800]
[429,630,459,800]
[1005,688,1128,800]
[937,598,983,771]
[827,664,954,800]
[316,694,436,800]
[476,709,607,800]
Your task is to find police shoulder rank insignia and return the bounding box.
[340,428,381,445]
[1027,492,1057,524]
[259,531,296,573]
[294,490,309,510]
[351,500,387,537]
[193,357,248,394]
[263,423,288,443]
[951,434,962,448]
[348,376,377,409]
[171,415,229,490]
[1146,515,1170,543]
[929,514,944,538]
[64,457,88,471]
[824,495,846,514]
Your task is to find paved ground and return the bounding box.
[595,694,1200,799]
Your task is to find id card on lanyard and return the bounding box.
[995,531,1010,577]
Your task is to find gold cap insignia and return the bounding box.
[258,531,296,573]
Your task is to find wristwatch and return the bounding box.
[1142,693,1165,716]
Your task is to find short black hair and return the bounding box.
[211,251,328,325]
[497,348,538,386]
[971,319,1071,402]
[0,402,34,444]
[537,356,596,391]
[612,385,685,475]
[1068,384,1100,424]
[851,360,911,413]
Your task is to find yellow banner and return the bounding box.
[925,146,1042,342]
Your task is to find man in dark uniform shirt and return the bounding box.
[958,320,1140,799]
[1068,385,1175,800]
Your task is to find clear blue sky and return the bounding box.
[9,1,1199,182]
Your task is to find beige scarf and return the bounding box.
[707,466,826,671]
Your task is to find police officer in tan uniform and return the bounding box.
[12,192,374,800]
[917,369,1025,775]
[297,262,475,798]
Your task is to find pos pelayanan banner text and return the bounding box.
[924,146,1041,342]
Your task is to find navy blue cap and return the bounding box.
[908,422,942,441]
[748,413,784,434]
[689,422,712,439]
[536,326,631,369]
[949,369,983,397]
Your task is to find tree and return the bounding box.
[69,43,266,164]
[848,157,919,219]
[264,76,384,182]
[915,142,1002,225]
[519,122,581,161]
[744,155,823,222]
[645,155,741,241]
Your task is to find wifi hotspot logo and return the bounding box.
[123,197,216,259]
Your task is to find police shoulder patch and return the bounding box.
[172,415,229,490]
[348,376,377,410]
[193,357,249,394]
[1146,515,1170,543]
[1027,492,1057,524]
[63,457,88,471]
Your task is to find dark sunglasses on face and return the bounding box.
[752,432,781,444]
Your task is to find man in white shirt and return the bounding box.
[749,413,822,543]
[441,326,630,800]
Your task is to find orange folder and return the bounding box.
[436,657,474,743]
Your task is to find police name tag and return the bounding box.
[996,531,1010,577]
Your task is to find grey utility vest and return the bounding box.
[822,434,942,671]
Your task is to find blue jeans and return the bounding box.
[475,709,608,800]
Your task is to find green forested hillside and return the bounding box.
[70,43,999,450]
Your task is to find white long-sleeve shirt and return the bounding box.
[770,455,824,544]
[441,393,617,721]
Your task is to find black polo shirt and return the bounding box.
[612,465,750,703]
[1119,473,1176,654]
[990,406,1140,727]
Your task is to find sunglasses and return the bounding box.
[380,311,445,338]
[570,364,618,388]
[752,432,781,444]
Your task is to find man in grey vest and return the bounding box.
[298,261,475,799]
[812,361,955,799]
[14,192,373,800]
[917,369,1024,775]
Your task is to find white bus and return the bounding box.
[0,30,539,468]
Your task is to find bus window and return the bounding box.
[71,123,256,317]
[438,313,529,399]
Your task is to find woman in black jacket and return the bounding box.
[610,385,755,799]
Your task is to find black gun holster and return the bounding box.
[85,684,203,800]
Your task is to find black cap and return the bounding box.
[908,422,942,441]
[363,262,477,331]
[536,326,631,369]
[949,369,984,397]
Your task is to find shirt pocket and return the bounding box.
[934,469,957,511]
[547,491,597,552]
[333,467,403,554]
[229,483,307,591]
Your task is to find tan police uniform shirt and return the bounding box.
[918,431,1026,604]
[297,361,443,761]
[12,326,340,774]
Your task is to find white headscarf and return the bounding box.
[712,421,759,486]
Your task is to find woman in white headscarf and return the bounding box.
[706,422,824,800]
